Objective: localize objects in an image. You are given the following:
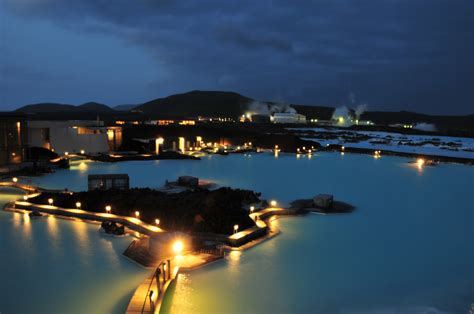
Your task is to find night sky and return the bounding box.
[1,0,473,114]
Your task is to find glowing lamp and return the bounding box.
[23,195,28,201]
[64,152,69,156]
[76,202,81,209]
[417,158,425,168]
[155,219,160,226]
[250,206,255,213]
[172,240,184,254]
[48,198,54,205]
[80,150,85,154]
[135,211,140,218]
[105,205,111,213]
[12,177,18,183]
[270,200,277,207]
[233,224,239,233]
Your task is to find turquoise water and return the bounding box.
[0,190,149,314]
[1,153,473,313]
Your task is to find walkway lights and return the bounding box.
[76,202,81,209]
[48,198,54,205]
[233,224,239,234]
[23,195,28,201]
[250,206,255,213]
[105,205,111,213]
[64,152,69,156]
[270,200,277,207]
[135,211,140,218]
[80,150,85,154]
[155,219,160,226]
[12,177,18,183]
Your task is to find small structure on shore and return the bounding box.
[313,194,333,209]
[290,194,354,213]
[177,176,199,188]
[88,174,129,191]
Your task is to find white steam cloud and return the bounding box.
[355,104,368,120]
[331,106,352,127]
[413,123,437,132]
[247,101,296,115]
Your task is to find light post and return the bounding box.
[12,177,18,183]
[105,205,111,214]
[270,200,277,207]
[250,206,255,213]
[233,224,239,234]
[155,219,160,226]
[48,198,54,206]
[76,202,81,209]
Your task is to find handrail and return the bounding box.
[140,259,171,314]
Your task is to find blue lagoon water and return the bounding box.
[1,153,473,313]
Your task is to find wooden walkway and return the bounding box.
[11,201,164,236]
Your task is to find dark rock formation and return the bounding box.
[30,187,261,235]
[101,221,125,235]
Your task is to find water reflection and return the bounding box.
[71,220,92,266]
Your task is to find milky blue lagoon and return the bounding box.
[1,153,473,313]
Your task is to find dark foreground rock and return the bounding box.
[101,221,125,235]
[29,187,261,235]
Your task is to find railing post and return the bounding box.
[167,259,171,280]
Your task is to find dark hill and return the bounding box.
[16,103,78,113]
[78,102,115,113]
[16,102,115,114]
[135,90,252,118]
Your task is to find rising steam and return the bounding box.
[247,101,296,115]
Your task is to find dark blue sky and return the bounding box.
[1,0,473,114]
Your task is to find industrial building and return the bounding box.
[270,113,307,124]
[27,120,122,155]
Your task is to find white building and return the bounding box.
[27,120,122,155]
[270,113,307,124]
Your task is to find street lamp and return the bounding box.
[12,177,18,183]
[233,224,239,234]
[48,198,54,205]
[23,195,28,201]
[155,219,160,226]
[76,202,81,209]
[270,200,277,207]
[105,205,111,213]
[135,210,140,218]
[250,206,255,213]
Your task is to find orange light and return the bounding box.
[417,158,425,169]
[172,240,184,254]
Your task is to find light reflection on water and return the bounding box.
[1,153,472,314]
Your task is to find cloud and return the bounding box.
[1,0,474,113]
